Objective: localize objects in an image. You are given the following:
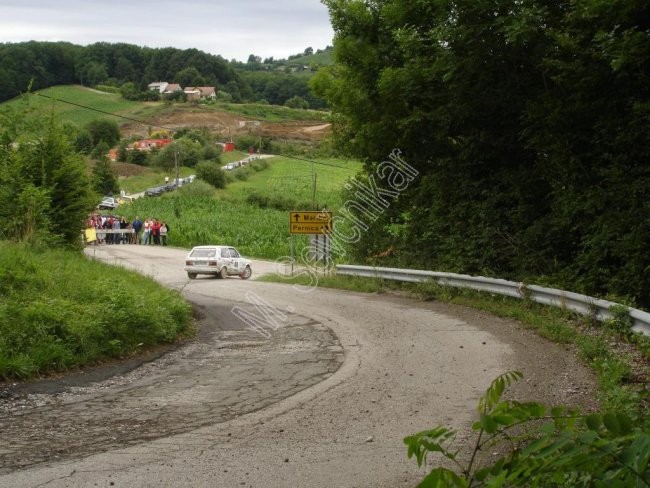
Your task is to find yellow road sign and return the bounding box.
[289,211,333,234]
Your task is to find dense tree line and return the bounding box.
[0,41,327,108]
[0,41,250,102]
[239,71,327,108]
[0,41,78,102]
[316,0,649,307]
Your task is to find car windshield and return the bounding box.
[190,249,216,258]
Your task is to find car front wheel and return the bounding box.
[240,265,252,280]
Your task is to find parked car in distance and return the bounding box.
[184,245,252,280]
[117,195,134,204]
[145,186,165,197]
[98,196,119,210]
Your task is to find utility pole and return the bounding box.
[312,167,317,210]
[174,147,179,186]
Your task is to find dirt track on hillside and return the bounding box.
[121,109,330,142]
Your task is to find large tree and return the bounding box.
[316,0,650,306]
[85,119,121,147]
[0,106,96,246]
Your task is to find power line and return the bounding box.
[270,154,357,171]
[33,91,358,172]
[33,92,179,133]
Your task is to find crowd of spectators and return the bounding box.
[86,215,169,245]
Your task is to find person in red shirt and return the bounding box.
[151,219,161,245]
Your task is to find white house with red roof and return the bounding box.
[147,82,168,93]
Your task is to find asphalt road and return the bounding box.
[0,245,598,487]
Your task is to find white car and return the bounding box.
[184,245,252,280]
[98,196,119,210]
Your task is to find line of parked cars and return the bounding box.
[221,159,250,171]
[97,175,197,207]
[145,175,196,197]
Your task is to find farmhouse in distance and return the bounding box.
[147,82,217,101]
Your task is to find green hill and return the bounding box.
[1,85,328,131]
[286,48,334,67]
[3,85,160,128]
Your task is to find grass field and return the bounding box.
[5,86,161,127]
[0,242,192,379]
[2,85,328,128]
[112,156,362,259]
[285,49,334,67]
[225,156,360,209]
[209,101,328,122]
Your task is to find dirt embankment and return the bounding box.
[121,109,331,143]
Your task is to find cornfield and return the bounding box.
[119,195,309,258]
[116,157,361,259]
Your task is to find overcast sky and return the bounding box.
[0,0,334,61]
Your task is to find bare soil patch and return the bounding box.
[120,108,330,143]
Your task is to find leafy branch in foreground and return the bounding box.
[405,371,649,487]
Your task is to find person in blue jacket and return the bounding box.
[132,216,143,244]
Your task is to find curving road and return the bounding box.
[0,245,598,487]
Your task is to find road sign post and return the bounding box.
[289,211,333,235]
[289,211,334,268]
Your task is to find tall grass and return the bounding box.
[0,242,192,380]
[225,156,361,210]
[114,157,361,259]
[118,194,309,257]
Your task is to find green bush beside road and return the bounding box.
[0,242,192,380]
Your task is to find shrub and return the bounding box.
[177,179,215,198]
[195,161,226,189]
[284,95,309,109]
[233,166,252,181]
[405,371,650,487]
[85,119,120,147]
[250,159,269,172]
[202,144,222,161]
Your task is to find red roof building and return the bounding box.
[132,138,173,151]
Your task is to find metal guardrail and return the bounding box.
[95,229,135,234]
[336,265,650,337]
